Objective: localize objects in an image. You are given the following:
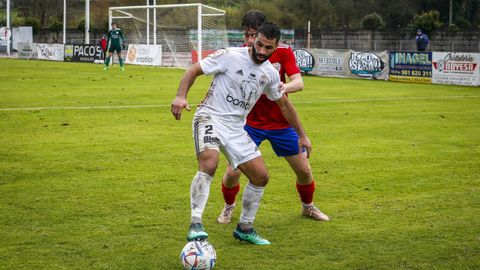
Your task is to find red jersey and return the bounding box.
[247,44,300,130]
[101,38,107,51]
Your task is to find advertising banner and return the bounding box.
[64,44,103,62]
[293,48,316,74]
[294,49,347,77]
[125,44,162,66]
[432,52,480,86]
[12,27,33,51]
[389,51,432,83]
[346,50,389,80]
[294,49,389,80]
[34,43,64,61]
[0,27,9,46]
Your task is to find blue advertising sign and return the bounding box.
[389,51,432,83]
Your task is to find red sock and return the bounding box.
[222,182,240,205]
[296,180,315,204]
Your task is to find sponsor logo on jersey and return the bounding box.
[226,93,252,110]
[204,135,220,144]
[236,69,244,76]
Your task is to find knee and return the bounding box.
[198,156,219,177]
[223,168,241,187]
[251,172,269,187]
[296,167,313,184]
[201,161,218,176]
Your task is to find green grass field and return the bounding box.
[1,58,479,269]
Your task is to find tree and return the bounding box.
[412,10,443,32]
[361,12,385,30]
[48,16,63,43]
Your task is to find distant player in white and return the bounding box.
[171,22,312,245]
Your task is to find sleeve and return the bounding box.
[282,47,301,76]
[264,69,282,101]
[120,30,125,43]
[199,49,229,76]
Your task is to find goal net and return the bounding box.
[109,3,229,67]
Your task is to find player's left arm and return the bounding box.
[275,95,311,158]
[120,30,126,45]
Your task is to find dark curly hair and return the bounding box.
[241,10,266,30]
[257,22,281,43]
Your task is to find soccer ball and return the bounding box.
[180,240,216,270]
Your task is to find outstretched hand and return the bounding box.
[171,96,191,120]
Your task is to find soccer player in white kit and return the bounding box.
[171,22,312,245]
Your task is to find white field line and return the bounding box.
[0,95,477,112]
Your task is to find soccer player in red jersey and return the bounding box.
[217,10,330,224]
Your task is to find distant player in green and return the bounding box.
[104,22,125,71]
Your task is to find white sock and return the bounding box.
[190,171,213,224]
[239,182,265,230]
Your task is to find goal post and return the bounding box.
[109,3,229,67]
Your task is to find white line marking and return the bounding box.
[0,96,477,111]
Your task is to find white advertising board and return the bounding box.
[432,52,480,86]
[34,43,64,61]
[125,44,162,66]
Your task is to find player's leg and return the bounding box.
[104,51,113,70]
[233,156,270,245]
[268,127,329,221]
[216,165,241,224]
[187,116,221,241]
[217,124,266,224]
[221,127,270,244]
[117,50,124,70]
[284,153,329,221]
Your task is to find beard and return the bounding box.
[251,45,271,64]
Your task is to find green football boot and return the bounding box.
[233,224,270,245]
[186,223,208,241]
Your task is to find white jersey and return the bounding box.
[197,47,282,129]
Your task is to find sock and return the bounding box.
[296,180,315,207]
[105,56,110,67]
[239,182,265,230]
[190,171,213,224]
[222,182,240,206]
[119,57,124,67]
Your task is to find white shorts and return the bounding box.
[192,113,261,169]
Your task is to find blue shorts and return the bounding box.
[244,125,303,157]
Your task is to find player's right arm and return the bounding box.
[283,73,303,94]
[106,30,112,49]
[281,47,303,94]
[171,62,204,120]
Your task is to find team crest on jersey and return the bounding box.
[272,62,281,72]
[259,74,268,87]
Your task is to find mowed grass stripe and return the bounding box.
[0,95,477,111]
